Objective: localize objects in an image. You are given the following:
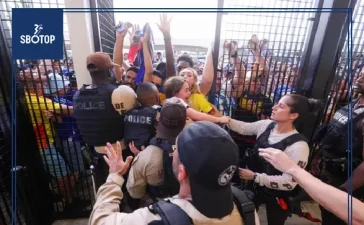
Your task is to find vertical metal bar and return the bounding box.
[208,0,224,103]
[298,0,357,140]
[296,0,324,94]
[89,0,101,52]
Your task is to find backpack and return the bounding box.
[147,137,180,199]
[147,186,256,225]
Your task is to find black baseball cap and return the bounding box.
[157,102,187,142]
[177,121,239,218]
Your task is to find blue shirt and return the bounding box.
[274,84,295,104]
[52,94,81,141]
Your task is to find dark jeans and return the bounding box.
[256,196,289,225]
[248,186,289,225]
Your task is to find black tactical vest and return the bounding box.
[320,99,364,159]
[73,84,124,147]
[246,122,307,198]
[124,105,160,149]
[147,137,179,199]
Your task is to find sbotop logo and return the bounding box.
[20,24,55,44]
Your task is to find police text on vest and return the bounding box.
[124,115,152,124]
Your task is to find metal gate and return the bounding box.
[215,0,316,118]
[213,0,318,150]
[0,52,15,224]
[0,0,100,222]
[323,2,364,123]
[0,0,362,224]
[90,0,117,58]
[0,4,21,224]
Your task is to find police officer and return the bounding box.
[124,82,160,153]
[311,73,364,225]
[126,102,186,201]
[229,94,321,225]
[89,121,260,225]
[122,82,161,210]
[73,52,136,189]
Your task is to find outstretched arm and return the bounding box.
[199,45,214,95]
[186,107,229,124]
[157,14,175,78]
[142,26,153,83]
[259,148,364,225]
[230,56,246,98]
[113,23,129,82]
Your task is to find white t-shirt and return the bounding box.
[165,97,189,108]
[229,119,309,191]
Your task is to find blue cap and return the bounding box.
[44,73,70,94]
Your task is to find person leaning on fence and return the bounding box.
[89,121,260,225]
[72,52,137,190]
[46,72,86,180]
[23,75,75,203]
[228,94,322,225]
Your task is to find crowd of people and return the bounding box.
[18,14,364,225]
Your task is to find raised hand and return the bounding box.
[141,25,151,44]
[156,14,172,38]
[103,141,133,176]
[115,21,129,39]
[129,24,140,44]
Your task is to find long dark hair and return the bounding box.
[285,94,323,127]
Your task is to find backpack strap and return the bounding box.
[279,133,307,148]
[256,122,276,143]
[148,138,179,198]
[231,186,256,225]
[149,200,193,225]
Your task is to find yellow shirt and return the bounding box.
[25,93,60,150]
[159,92,166,104]
[239,93,272,116]
[189,93,212,113]
[239,97,263,114]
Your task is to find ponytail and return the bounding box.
[308,98,323,116]
[286,94,323,127]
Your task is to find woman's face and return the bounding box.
[175,82,191,103]
[270,95,298,122]
[181,71,195,86]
